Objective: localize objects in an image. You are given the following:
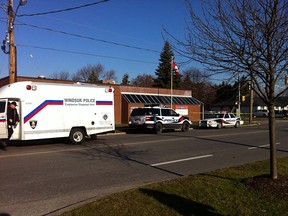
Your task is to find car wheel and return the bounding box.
[234,121,240,128]
[155,123,163,134]
[181,121,190,132]
[69,128,85,144]
[217,122,222,129]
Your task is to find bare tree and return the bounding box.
[182,68,216,105]
[171,0,288,179]
[72,64,104,83]
[131,74,154,87]
[103,69,117,81]
[49,71,70,80]
[182,67,210,84]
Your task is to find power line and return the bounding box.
[17,42,232,83]
[17,0,109,17]
[17,43,157,64]
[30,15,160,47]
[16,21,160,53]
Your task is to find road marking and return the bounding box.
[248,142,280,150]
[0,130,268,159]
[150,154,213,167]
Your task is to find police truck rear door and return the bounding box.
[0,99,8,139]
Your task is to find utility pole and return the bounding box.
[5,0,27,83]
[8,0,17,84]
[249,80,254,123]
[249,10,257,124]
[237,73,241,117]
[170,56,173,108]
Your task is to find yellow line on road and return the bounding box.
[196,130,267,139]
[0,147,90,158]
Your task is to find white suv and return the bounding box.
[129,106,192,134]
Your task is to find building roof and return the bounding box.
[122,93,203,105]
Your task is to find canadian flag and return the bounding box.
[172,59,180,76]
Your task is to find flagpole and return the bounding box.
[170,56,173,108]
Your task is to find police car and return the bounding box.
[129,106,192,134]
[199,112,243,129]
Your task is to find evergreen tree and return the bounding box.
[88,72,99,83]
[121,73,130,85]
[153,41,181,89]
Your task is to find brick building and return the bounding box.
[0,76,204,124]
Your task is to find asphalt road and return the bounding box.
[0,120,287,216]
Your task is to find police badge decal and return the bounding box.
[29,120,37,129]
[103,114,108,120]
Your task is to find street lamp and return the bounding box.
[20,0,27,5]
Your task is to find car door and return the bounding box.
[226,113,236,126]
[0,99,8,139]
[222,113,232,126]
[161,109,179,129]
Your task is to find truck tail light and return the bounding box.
[26,85,37,91]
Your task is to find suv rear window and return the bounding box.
[130,108,160,116]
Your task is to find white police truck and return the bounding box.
[0,81,115,144]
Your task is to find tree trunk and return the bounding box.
[268,104,277,179]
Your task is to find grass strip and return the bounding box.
[61,157,288,216]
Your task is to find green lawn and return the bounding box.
[61,157,288,216]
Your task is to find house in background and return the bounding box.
[208,96,288,115]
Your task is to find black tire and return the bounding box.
[181,121,190,132]
[234,121,240,128]
[69,128,85,144]
[90,134,97,140]
[155,123,163,134]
